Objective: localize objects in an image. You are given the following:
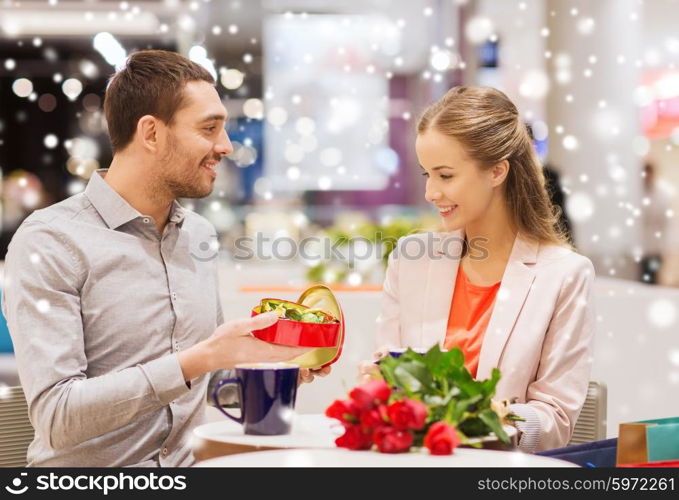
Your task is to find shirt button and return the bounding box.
[171,292,177,300]
[143,217,150,224]
[162,448,168,456]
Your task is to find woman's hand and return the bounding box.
[357,347,390,383]
[298,365,332,385]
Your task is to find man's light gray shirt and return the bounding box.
[2,170,225,467]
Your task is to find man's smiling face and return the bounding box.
[158,80,233,199]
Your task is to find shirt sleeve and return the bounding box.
[508,402,542,453]
[2,220,190,451]
[510,257,596,452]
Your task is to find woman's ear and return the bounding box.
[489,159,510,187]
[136,115,161,153]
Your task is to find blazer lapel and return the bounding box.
[421,231,464,349]
[476,234,538,380]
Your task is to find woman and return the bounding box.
[372,86,595,452]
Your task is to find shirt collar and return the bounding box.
[168,200,186,227]
[85,169,186,229]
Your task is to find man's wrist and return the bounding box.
[178,341,211,382]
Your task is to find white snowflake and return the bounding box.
[12,78,33,98]
[43,134,58,149]
[576,17,595,35]
[562,135,579,151]
[566,192,594,222]
[647,299,676,329]
[36,299,51,313]
[465,16,494,44]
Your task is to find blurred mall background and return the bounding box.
[1,0,679,437]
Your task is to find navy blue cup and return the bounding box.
[212,363,300,435]
[388,347,428,358]
[374,347,429,365]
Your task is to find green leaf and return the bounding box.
[442,347,465,368]
[458,433,483,449]
[378,357,399,388]
[453,368,484,399]
[478,409,510,445]
[400,348,427,364]
[423,345,444,373]
[393,361,431,394]
[440,387,461,406]
[480,368,501,399]
[425,346,464,380]
[457,417,489,437]
[427,406,448,425]
[447,394,483,423]
[423,394,444,406]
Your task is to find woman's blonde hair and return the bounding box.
[417,86,571,248]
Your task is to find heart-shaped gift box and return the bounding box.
[250,285,345,369]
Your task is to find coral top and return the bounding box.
[444,265,501,378]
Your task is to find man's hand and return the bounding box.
[178,312,312,382]
[298,365,332,385]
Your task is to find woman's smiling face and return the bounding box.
[416,128,499,232]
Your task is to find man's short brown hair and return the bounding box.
[103,49,215,153]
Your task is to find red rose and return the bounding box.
[386,399,427,430]
[424,421,461,455]
[325,399,360,424]
[359,407,386,431]
[335,424,373,450]
[349,379,391,410]
[377,404,390,422]
[373,426,414,454]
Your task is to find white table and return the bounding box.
[195,448,577,468]
[192,414,340,460]
[193,414,528,465]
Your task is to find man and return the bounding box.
[640,161,671,284]
[2,50,326,467]
[542,163,574,246]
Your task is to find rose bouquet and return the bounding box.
[325,345,523,455]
